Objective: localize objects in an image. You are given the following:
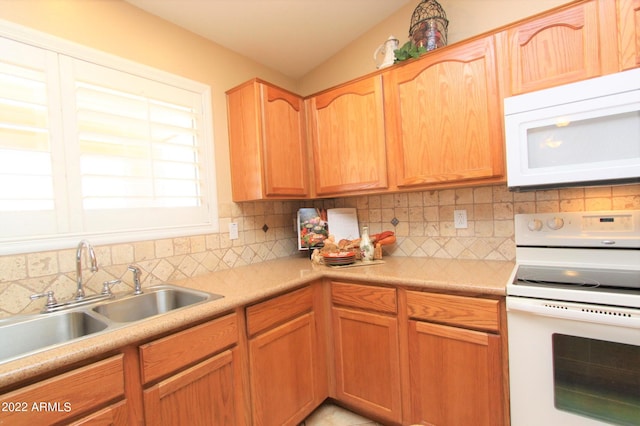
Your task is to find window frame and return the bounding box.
[0,19,219,255]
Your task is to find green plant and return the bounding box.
[394,40,427,62]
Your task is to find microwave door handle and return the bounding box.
[507,297,640,329]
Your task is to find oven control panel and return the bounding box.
[515,210,640,248]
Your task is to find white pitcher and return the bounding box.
[374,35,399,69]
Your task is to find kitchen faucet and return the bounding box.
[75,240,98,300]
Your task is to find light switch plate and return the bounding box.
[228,222,239,240]
[454,210,468,229]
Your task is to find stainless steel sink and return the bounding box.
[0,284,223,365]
[0,311,109,363]
[92,285,222,323]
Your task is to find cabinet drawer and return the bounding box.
[246,286,312,337]
[406,291,500,332]
[331,281,397,314]
[0,354,125,426]
[139,313,238,384]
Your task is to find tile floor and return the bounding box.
[300,402,382,426]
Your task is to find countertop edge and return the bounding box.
[0,256,514,388]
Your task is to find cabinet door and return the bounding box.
[261,83,309,197]
[307,76,388,196]
[0,355,126,426]
[499,0,618,95]
[384,35,504,188]
[618,0,640,70]
[332,307,401,424]
[407,320,504,426]
[143,348,243,425]
[249,312,322,426]
[226,79,308,201]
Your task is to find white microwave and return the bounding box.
[504,68,640,191]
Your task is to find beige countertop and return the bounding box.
[0,255,515,389]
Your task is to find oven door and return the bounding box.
[507,296,640,426]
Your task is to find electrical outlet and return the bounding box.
[454,209,468,229]
[228,222,239,240]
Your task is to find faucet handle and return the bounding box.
[101,279,121,296]
[30,291,58,307]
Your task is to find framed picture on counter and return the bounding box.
[297,208,328,250]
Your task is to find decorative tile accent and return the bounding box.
[1,183,638,318]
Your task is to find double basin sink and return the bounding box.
[0,285,223,365]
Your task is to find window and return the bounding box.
[0,24,217,254]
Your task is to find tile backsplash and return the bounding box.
[1,183,638,317]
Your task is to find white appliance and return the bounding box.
[506,210,640,426]
[504,68,640,191]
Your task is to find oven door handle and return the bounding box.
[507,296,640,329]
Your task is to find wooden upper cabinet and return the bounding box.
[383,35,505,189]
[307,76,388,196]
[226,79,309,201]
[618,0,640,70]
[498,0,619,96]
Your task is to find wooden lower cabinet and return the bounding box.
[139,313,246,425]
[332,307,401,424]
[405,291,506,426]
[246,285,326,426]
[0,354,127,426]
[330,281,401,424]
[143,348,241,425]
[407,320,504,426]
[1,281,510,426]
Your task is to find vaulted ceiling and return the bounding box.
[124,0,413,78]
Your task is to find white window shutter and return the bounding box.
[0,28,217,254]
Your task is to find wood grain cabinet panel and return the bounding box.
[143,348,242,425]
[498,0,619,95]
[0,355,126,426]
[404,290,506,425]
[406,290,500,332]
[618,0,640,70]
[139,313,238,384]
[246,286,312,337]
[138,314,245,425]
[67,400,129,426]
[246,285,326,426]
[249,312,323,426]
[407,320,504,426]
[331,281,397,314]
[332,307,402,424]
[307,75,388,196]
[226,79,309,201]
[383,35,505,189]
